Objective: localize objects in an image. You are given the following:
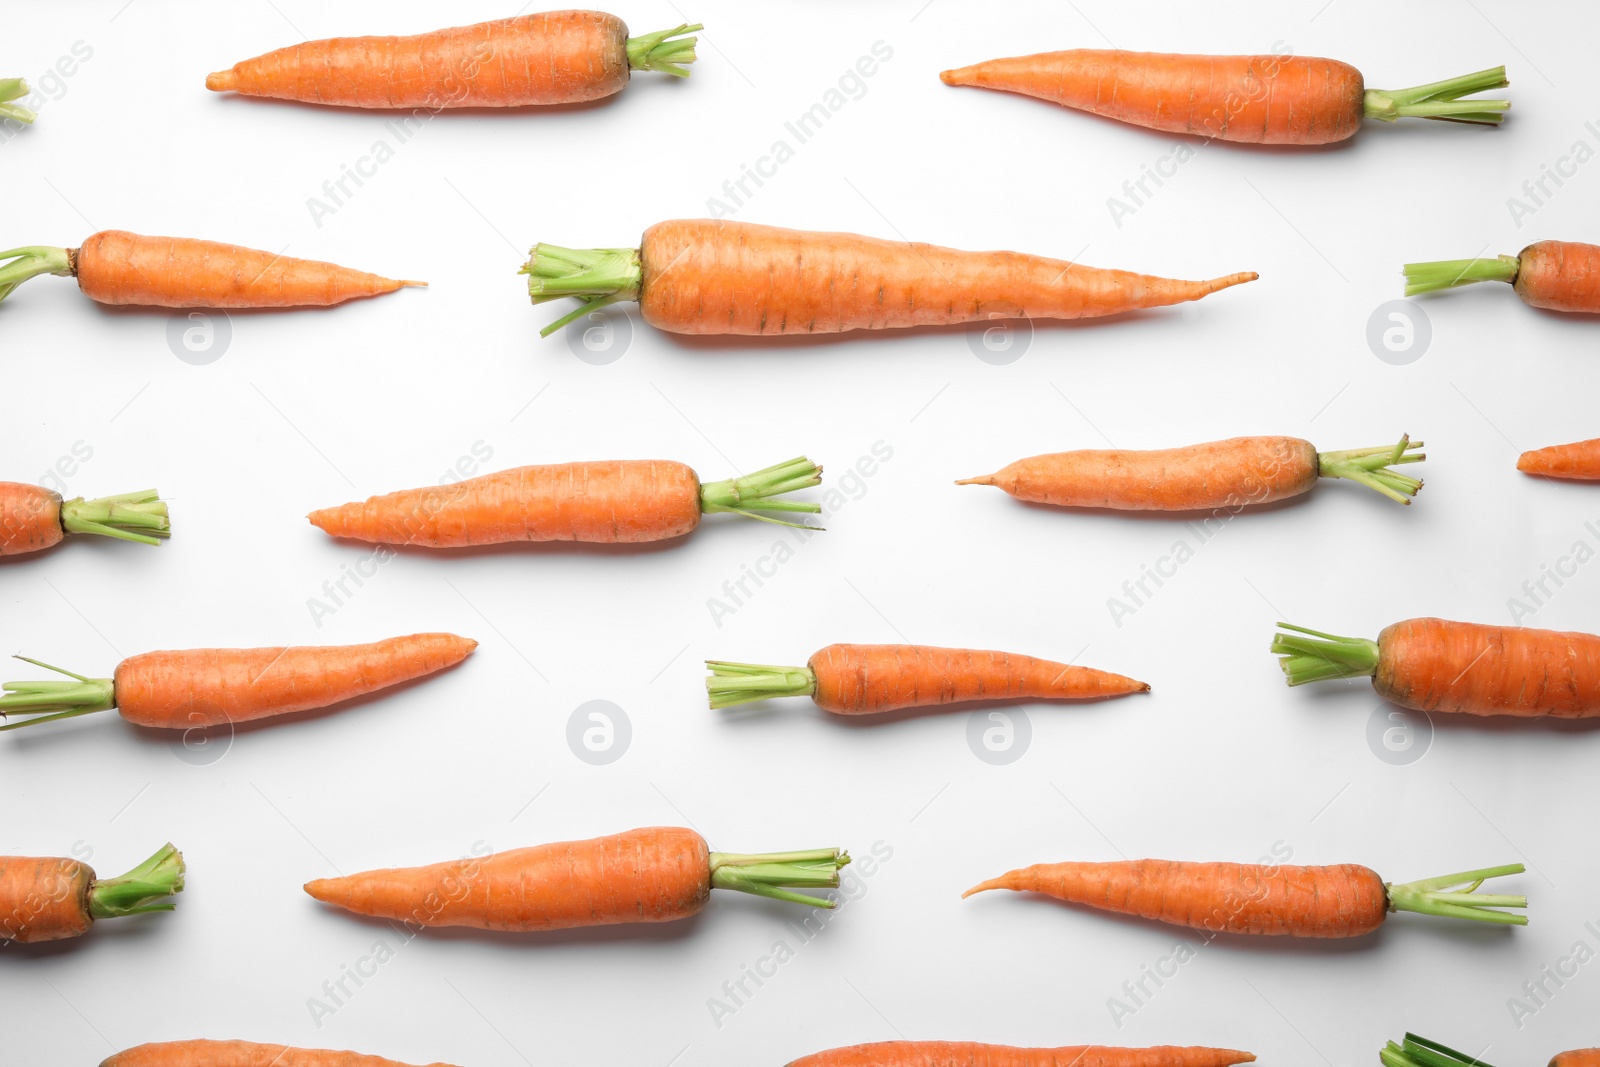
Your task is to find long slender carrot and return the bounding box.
[1273,617,1600,718]
[0,633,476,733]
[706,643,1148,713]
[1,78,36,125]
[0,231,422,308]
[207,12,701,108]
[1518,437,1600,480]
[1378,1032,1597,1067]
[959,434,1424,511]
[524,219,1256,337]
[1,843,183,943]
[940,51,1508,145]
[310,457,823,547]
[789,1044,1256,1067]
[1405,240,1600,311]
[305,826,850,930]
[1,481,169,556]
[103,1040,457,1067]
[964,858,1526,937]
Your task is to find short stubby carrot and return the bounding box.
[1,843,183,943]
[964,857,1526,937]
[939,51,1508,145]
[1273,617,1600,718]
[788,1043,1256,1067]
[304,826,850,930]
[0,633,475,734]
[960,434,1425,511]
[1,78,36,125]
[1518,437,1600,480]
[103,1039,457,1067]
[1405,240,1600,312]
[706,643,1148,713]
[1379,1033,1598,1067]
[524,219,1256,337]
[0,481,169,556]
[207,11,700,109]
[0,231,421,309]
[310,457,822,547]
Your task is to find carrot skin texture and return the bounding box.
[1376,618,1600,718]
[1518,438,1600,480]
[0,855,92,942]
[0,482,63,556]
[789,1045,1256,1067]
[1550,1052,1600,1067]
[305,827,711,931]
[112,633,477,728]
[1515,241,1600,312]
[103,1040,459,1067]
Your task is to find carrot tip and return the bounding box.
[400,280,428,289]
[205,70,238,92]
[961,877,1006,899]
[955,475,994,487]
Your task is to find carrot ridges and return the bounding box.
[1519,437,1600,480]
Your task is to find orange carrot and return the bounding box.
[1406,240,1600,311]
[1380,1032,1592,1067]
[310,457,822,547]
[305,826,850,930]
[960,434,1424,511]
[0,633,475,733]
[524,219,1255,337]
[706,643,1148,713]
[789,1044,1256,1067]
[1273,617,1600,718]
[103,1039,456,1067]
[207,12,700,109]
[1,843,182,943]
[0,481,169,556]
[965,858,1526,937]
[1518,437,1600,480]
[0,231,421,309]
[939,51,1507,145]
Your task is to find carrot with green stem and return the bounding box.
[1380,1032,1600,1067]
[1518,437,1600,480]
[103,1040,456,1067]
[1,481,168,556]
[1406,240,1600,312]
[2,843,183,943]
[0,78,36,125]
[789,1044,1256,1067]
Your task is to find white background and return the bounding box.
[4,1,1598,1064]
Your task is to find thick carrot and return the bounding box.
[310,457,822,547]
[789,1044,1256,1067]
[1406,240,1600,312]
[0,633,475,733]
[207,12,700,108]
[0,231,421,308]
[959,434,1424,510]
[524,219,1256,337]
[939,51,1508,145]
[0,481,169,556]
[1,77,36,125]
[103,1040,456,1067]
[1518,437,1600,480]
[305,826,850,930]
[1,843,183,943]
[706,643,1148,713]
[964,858,1526,937]
[1378,1033,1592,1067]
[1273,617,1600,718]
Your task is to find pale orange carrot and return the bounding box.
[1518,437,1600,479]
[788,1043,1256,1067]
[0,481,169,556]
[1,843,182,943]
[1406,240,1600,312]
[103,1039,456,1067]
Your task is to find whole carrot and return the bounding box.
[940,51,1507,145]
[306,826,850,930]
[1405,240,1600,312]
[965,858,1526,937]
[1273,617,1600,718]
[0,633,475,734]
[2,843,182,943]
[960,434,1424,510]
[208,11,701,109]
[103,1040,457,1067]
[0,231,421,309]
[707,643,1148,714]
[1378,1032,1599,1067]
[525,219,1255,337]
[310,456,822,547]
[1518,437,1600,480]
[789,1043,1256,1067]
[1,482,169,556]
[1,77,36,125]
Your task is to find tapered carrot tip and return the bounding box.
[205,70,239,92]
[1208,271,1259,293]
[304,877,337,902]
[955,475,995,486]
[1517,453,1536,473]
[961,874,1019,899]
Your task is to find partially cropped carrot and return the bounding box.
[0,231,421,309]
[0,633,475,733]
[0,78,36,125]
[310,457,822,547]
[1273,617,1600,718]
[103,1039,456,1067]
[965,858,1526,937]
[1406,240,1600,312]
[940,51,1508,145]
[789,1043,1256,1067]
[207,11,700,109]
[1379,1032,1599,1067]
[706,643,1148,714]
[1518,437,1600,480]
[525,219,1255,337]
[1,481,169,556]
[305,826,850,930]
[1,843,182,943]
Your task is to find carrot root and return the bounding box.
[1364,66,1509,126]
[0,656,117,731]
[0,78,36,125]
[522,243,641,336]
[1317,435,1424,504]
[711,847,851,908]
[1386,863,1527,925]
[705,660,817,709]
[0,244,72,303]
[626,23,702,77]
[88,842,185,918]
[1270,622,1381,686]
[1403,254,1520,297]
[701,457,824,529]
[60,489,171,546]
[1381,1034,1501,1067]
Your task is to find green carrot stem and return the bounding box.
[1,77,36,125]
[60,490,171,546]
[1381,1034,1501,1067]
[705,660,817,709]
[1364,66,1509,125]
[700,457,824,530]
[625,23,702,77]
[1317,434,1425,504]
[1403,254,1520,296]
[87,843,185,919]
[1270,621,1380,686]
[0,245,72,303]
[520,243,642,337]
[0,657,116,732]
[710,847,850,909]
[1387,863,1527,925]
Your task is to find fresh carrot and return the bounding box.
[960,434,1424,510]
[1379,1032,1598,1067]
[1,843,183,943]
[965,858,1526,937]
[310,457,822,547]
[940,51,1508,145]
[0,231,422,308]
[0,633,475,733]
[306,826,850,930]
[103,1040,457,1067]
[1518,437,1600,480]
[1,481,169,556]
[0,78,36,125]
[207,11,700,108]
[524,219,1256,337]
[1273,617,1600,718]
[789,1043,1256,1067]
[1406,240,1600,311]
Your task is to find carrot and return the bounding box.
[939,51,1508,145]
[1378,1032,1595,1067]
[1,843,183,943]
[1,78,36,125]
[207,12,700,108]
[789,1043,1256,1067]
[0,231,422,308]
[1406,240,1600,312]
[0,633,475,733]
[1518,437,1600,480]
[524,219,1256,337]
[707,643,1148,714]
[960,434,1424,511]
[310,456,822,547]
[305,826,850,930]
[964,858,1526,937]
[1,481,169,556]
[103,1039,456,1067]
[1273,617,1600,718]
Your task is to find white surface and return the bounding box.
[3,1,1598,1064]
